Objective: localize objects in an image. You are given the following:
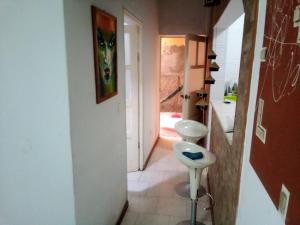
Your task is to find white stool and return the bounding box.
[175,120,208,143]
[173,141,216,225]
[174,120,209,198]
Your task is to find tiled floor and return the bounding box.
[122,137,213,225]
[160,112,181,138]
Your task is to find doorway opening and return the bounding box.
[124,10,143,172]
[159,36,185,138]
[208,2,245,145]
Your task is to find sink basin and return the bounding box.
[173,141,216,169]
[175,119,208,143]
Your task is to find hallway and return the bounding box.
[122,137,212,225]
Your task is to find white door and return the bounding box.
[182,34,207,120]
[124,25,139,172]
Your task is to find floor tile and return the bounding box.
[128,196,159,214]
[121,211,138,225]
[123,137,213,225]
[139,170,165,184]
[146,182,175,198]
[163,171,188,185]
[135,213,170,225]
[186,197,212,221]
[156,197,188,217]
[168,216,189,225]
[128,171,142,181]
[128,180,150,197]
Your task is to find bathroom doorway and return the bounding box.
[159,36,185,138]
[124,10,143,172]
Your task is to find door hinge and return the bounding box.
[137,52,140,62]
[138,141,140,149]
[180,94,190,99]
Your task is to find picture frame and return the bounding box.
[91,6,118,104]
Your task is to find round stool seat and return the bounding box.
[173,141,216,225]
[173,141,215,170]
[175,120,208,143]
[174,120,208,198]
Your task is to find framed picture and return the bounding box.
[203,0,220,6]
[91,6,117,104]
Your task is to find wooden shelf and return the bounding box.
[208,51,217,60]
[205,74,215,84]
[209,62,220,71]
[196,89,208,97]
[195,99,209,107]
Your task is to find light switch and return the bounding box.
[256,98,267,144]
[257,98,264,125]
[260,47,267,62]
[278,184,290,222]
[293,5,300,43]
[293,5,300,25]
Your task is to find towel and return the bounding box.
[182,152,204,160]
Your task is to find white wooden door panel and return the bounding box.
[182,34,207,120]
[125,25,139,172]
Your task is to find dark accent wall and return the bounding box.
[250,1,300,224]
[158,0,211,35]
[208,1,258,225]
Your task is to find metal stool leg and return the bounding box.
[174,182,207,198]
[176,168,207,225]
[191,199,198,225]
[175,200,206,225]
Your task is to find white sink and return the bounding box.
[175,119,208,143]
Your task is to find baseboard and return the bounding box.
[115,200,129,225]
[207,173,216,225]
[143,136,159,170]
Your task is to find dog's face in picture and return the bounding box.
[97,28,116,85]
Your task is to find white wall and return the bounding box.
[124,0,160,162]
[211,28,228,101]
[63,0,159,224]
[211,14,244,101]
[215,0,244,29]
[210,0,244,102]
[0,1,76,225]
[224,14,244,86]
[236,1,284,224]
[158,0,210,35]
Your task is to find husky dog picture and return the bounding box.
[92,6,117,103]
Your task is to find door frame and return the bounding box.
[182,34,208,120]
[123,9,144,170]
[159,35,185,135]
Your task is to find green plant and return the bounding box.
[232,82,238,96]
